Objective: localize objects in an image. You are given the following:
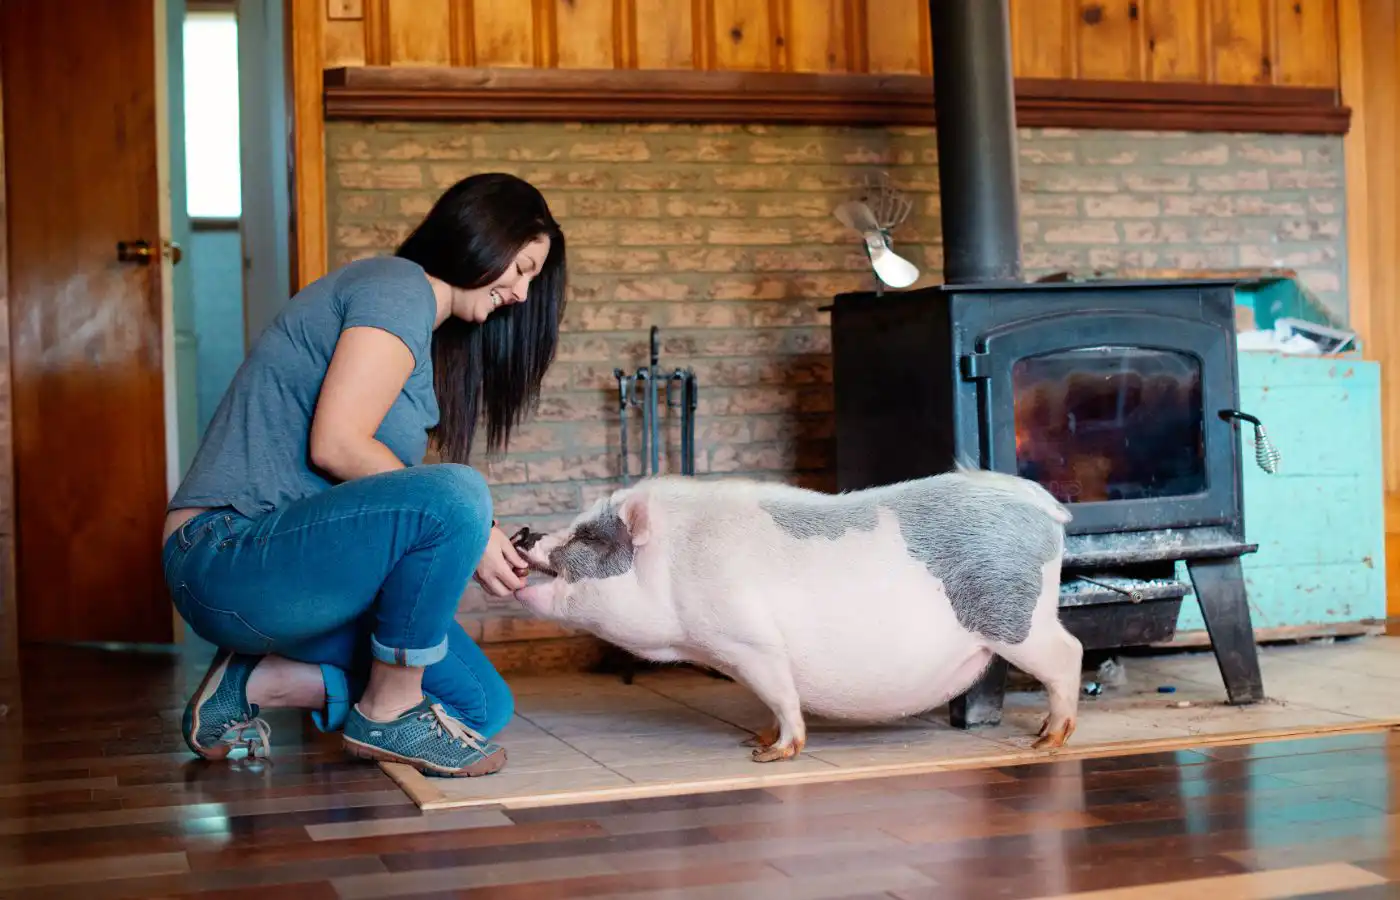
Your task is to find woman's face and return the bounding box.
[454,235,552,323]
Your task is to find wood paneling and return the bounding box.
[635,0,693,69]
[291,0,328,296]
[1336,0,1400,615]
[1276,0,1339,87]
[1010,0,1073,78]
[309,0,1342,87]
[1144,0,1207,82]
[291,0,1348,289]
[1210,0,1273,84]
[1076,0,1145,81]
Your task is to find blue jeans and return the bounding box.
[161,464,514,739]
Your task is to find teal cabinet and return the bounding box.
[1173,351,1386,635]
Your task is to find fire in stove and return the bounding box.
[1012,345,1206,505]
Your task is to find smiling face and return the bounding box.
[453,234,551,323]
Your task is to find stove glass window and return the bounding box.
[1012,346,1205,504]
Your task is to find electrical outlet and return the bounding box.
[327,0,363,20]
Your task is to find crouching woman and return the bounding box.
[160,172,566,777]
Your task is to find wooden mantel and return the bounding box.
[322,66,1351,135]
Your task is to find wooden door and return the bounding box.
[2,0,175,643]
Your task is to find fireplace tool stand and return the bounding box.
[613,326,698,484]
[606,326,698,682]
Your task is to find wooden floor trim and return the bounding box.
[387,718,1400,812]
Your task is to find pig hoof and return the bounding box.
[742,725,779,749]
[1032,717,1076,751]
[751,736,804,763]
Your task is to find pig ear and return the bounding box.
[617,491,651,547]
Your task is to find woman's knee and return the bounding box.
[414,464,493,551]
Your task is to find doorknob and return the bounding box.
[117,239,154,264]
[117,239,183,265]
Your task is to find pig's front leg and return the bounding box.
[717,645,806,762]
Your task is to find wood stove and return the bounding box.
[829,278,1268,727]
[825,0,1268,728]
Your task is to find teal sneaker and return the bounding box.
[182,650,271,760]
[342,698,507,777]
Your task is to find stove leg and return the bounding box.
[1186,556,1265,705]
[949,657,1009,729]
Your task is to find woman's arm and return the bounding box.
[309,325,415,482]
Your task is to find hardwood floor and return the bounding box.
[1,644,1398,898]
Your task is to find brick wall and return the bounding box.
[325,121,1347,663]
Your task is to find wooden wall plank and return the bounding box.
[863,0,925,74]
[386,0,453,66]
[448,0,475,66]
[635,0,694,68]
[711,0,774,70]
[312,0,1345,88]
[555,0,618,68]
[1210,0,1273,84]
[786,0,848,72]
[474,0,537,66]
[291,0,327,289]
[1010,0,1073,78]
[323,18,367,67]
[1145,0,1207,82]
[1274,0,1339,87]
[362,0,388,64]
[1076,0,1145,80]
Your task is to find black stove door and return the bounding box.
[971,311,1239,534]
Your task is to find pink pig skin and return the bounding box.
[513,466,1082,763]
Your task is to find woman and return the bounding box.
[161,173,566,778]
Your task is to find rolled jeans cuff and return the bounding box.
[311,663,351,733]
[371,633,449,668]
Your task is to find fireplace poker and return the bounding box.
[665,367,699,476]
[682,367,698,476]
[1072,575,1144,603]
[647,326,661,476]
[613,368,633,484]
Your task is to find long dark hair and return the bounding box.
[395,173,567,464]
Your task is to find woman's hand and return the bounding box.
[474,525,530,597]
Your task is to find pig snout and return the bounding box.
[513,578,561,617]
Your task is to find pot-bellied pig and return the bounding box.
[512,466,1082,763]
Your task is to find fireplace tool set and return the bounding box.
[613,325,699,483]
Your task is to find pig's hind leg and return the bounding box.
[713,645,807,762]
[987,559,1083,751]
[993,613,1083,750]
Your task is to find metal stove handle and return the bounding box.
[1219,409,1281,474]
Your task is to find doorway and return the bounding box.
[0,0,292,650]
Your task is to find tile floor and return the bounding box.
[393,636,1400,810]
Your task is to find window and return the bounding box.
[182,8,241,218]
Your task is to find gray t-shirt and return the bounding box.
[170,256,441,518]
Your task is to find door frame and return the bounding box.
[0,0,299,666]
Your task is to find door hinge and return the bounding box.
[960,351,990,380]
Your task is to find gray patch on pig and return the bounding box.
[548,506,635,583]
[760,476,1062,645]
[759,499,878,539]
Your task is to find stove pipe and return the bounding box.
[928,0,1023,284]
